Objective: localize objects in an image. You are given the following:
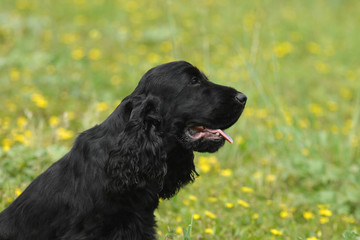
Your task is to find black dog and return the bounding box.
[0,61,246,240]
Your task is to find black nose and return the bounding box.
[235,93,247,105]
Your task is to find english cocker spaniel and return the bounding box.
[0,61,247,240]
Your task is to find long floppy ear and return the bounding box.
[105,95,167,194]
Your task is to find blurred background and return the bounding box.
[0,0,359,239]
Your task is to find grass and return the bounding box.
[0,0,360,239]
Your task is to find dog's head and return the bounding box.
[128,61,246,153]
[105,61,246,195]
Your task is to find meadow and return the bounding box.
[0,0,360,239]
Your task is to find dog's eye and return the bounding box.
[190,77,200,85]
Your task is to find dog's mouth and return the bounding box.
[185,126,233,144]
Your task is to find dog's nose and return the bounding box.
[235,93,247,105]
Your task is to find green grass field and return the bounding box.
[1,0,360,239]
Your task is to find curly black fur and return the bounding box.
[0,61,246,240]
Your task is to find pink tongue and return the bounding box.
[206,129,234,144]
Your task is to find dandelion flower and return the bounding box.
[15,188,22,196]
[96,102,108,112]
[88,48,102,60]
[318,208,332,217]
[303,211,315,220]
[320,217,329,224]
[266,174,276,182]
[241,186,254,193]
[204,228,214,234]
[225,202,234,208]
[204,210,216,219]
[175,227,182,234]
[237,199,250,208]
[307,237,319,240]
[72,48,84,60]
[49,116,59,127]
[10,68,20,82]
[280,210,289,218]
[220,169,232,177]
[270,229,283,236]
[57,128,74,140]
[189,195,198,201]
[17,117,28,129]
[31,93,48,108]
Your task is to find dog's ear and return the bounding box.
[105,95,167,195]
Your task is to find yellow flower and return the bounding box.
[266,174,276,182]
[31,93,48,108]
[160,41,172,53]
[125,1,138,12]
[17,117,28,129]
[253,171,262,179]
[244,107,254,117]
[61,33,78,44]
[66,112,76,120]
[220,169,232,177]
[298,118,310,129]
[2,138,12,152]
[110,75,122,86]
[320,217,329,224]
[49,116,59,127]
[25,130,32,138]
[204,210,216,219]
[182,200,190,206]
[315,61,329,74]
[225,202,234,208]
[189,195,198,201]
[15,188,22,196]
[318,208,332,217]
[308,103,323,117]
[340,88,352,100]
[10,68,20,81]
[88,29,102,39]
[199,163,211,173]
[307,237,319,240]
[71,48,84,60]
[274,42,293,58]
[207,197,218,202]
[327,101,338,112]
[303,211,315,220]
[301,148,310,156]
[96,102,109,112]
[351,137,359,147]
[237,199,250,208]
[270,229,283,236]
[198,156,218,173]
[256,109,268,119]
[193,214,201,220]
[147,53,161,64]
[341,215,355,224]
[204,228,214,235]
[307,42,321,54]
[280,210,289,219]
[241,186,254,193]
[57,128,74,140]
[235,136,244,145]
[175,227,182,234]
[88,48,102,60]
[252,213,259,220]
[14,134,25,144]
[244,13,256,31]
